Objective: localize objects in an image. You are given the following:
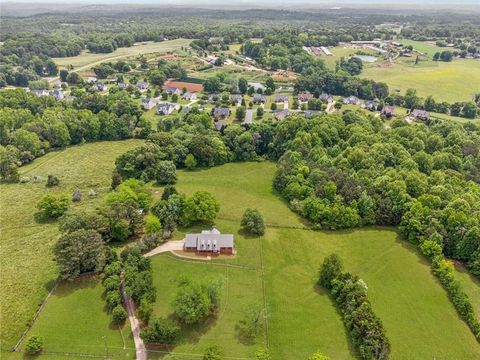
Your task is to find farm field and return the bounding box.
[12,276,135,359]
[398,39,459,57]
[361,58,480,102]
[0,140,144,349]
[320,46,380,69]
[52,39,192,70]
[147,162,480,359]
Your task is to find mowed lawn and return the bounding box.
[362,58,480,102]
[172,162,480,359]
[148,240,264,359]
[0,140,143,349]
[18,276,135,359]
[52,39,192,70]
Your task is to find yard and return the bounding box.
[19,276,134,358]
[0,140,144,349]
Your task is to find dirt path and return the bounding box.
[144,240,184,257]
[122,284,147,360]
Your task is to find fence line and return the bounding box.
[12,278,60,352]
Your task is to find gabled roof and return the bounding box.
[275,95,289,102]
[185,228,234,251]
[213,107,230,118]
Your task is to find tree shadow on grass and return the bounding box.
[313,283,357,359]
[52,274,99,298]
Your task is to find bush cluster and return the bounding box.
[420,240,480,342]
[319,254,390,359]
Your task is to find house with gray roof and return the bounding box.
[362,100,379,111]
[297,91,312,103]
[182,92,197,101]
[319,93,334,103]
[248,82,266,92]
[156,103,176,115]
[142,97,159,110]
[136,81,149,90]
[231,94,243,105]
[213,107,230,120]
[343,96,360,105]
[382,105,395,118]
[274,109,289,121]
[409,109,430,121]
[95,82,107,91]
[49,90,65,101]
[275,95,289,103]
[184,228,234,255]
[253,94,266,104]
[31,89,50,97]
[208,94,220,103]
[165,87,181,96]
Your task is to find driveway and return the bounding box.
[144,240,184,257]
[243,109,254,124]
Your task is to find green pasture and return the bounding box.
[52,39,192,70]
[361,58,479,102]
[14,276,134,359]
[0,140,143,349]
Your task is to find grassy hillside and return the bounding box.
[52,39,192,70]
[0,140,143,349]
[362,59,480,102]
[145,162,480,359]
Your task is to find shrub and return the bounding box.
[106,290,122,311]
[112,305,127,324]
[141,232,163,251]
[46,174,60,187]
[203,345,224,360]
[140,317,180,344]
[154,160,177,185]
[420,240,443,259]
[184,153,197,170]
[254,348,271,360]
[144,214,161,234]
[104,261,122,277]
[241,208,265,235]
[161,185,178,200]
[137,298,153,324]
[36,194,69,220]
[111,219,132,242]
[24,335,43,355]
[103,275,121,291]
[72,189,82,202]
[318,253,343,289]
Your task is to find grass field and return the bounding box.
[0,140,144,349]
[147,162,480,359]
[362,58,480,102]
[52,39,192,71]
[12,276,135,359]
[398,39,459,57]
[320,46,380,69]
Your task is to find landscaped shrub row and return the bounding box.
[420,240,480,342]
[319,254,390,360]
[102,261,127,325]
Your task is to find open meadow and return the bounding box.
[52,39,192,70]
[145,162,480,359]
[362,58,480,102]
[0,140,144,350]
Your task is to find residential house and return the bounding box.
[136,81,149,90]
[182,92,197,101]
[409,109,430,121]
[275,95,289,103]
[297,91,313,102]
[95,82,107,91]
[253,94,266,104]
[343,96,360,105]
[208,94,220,103]
[231,94,243,105]
[362,100,379,111]
[53,81,62,89]
[382,105,396,118]
[184,228,234,255]
[304,110,320,119]
[118,82,129,90]
[274,109,289,121]
[31,89,50,97]
[165,87,181,96]
[142,97,159,110]
[49,90,65,101]
[213,107,230,120]
[248,82,266,92]
[85,77,97,84]
[156,103,176,115]
[319,93,334,103]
